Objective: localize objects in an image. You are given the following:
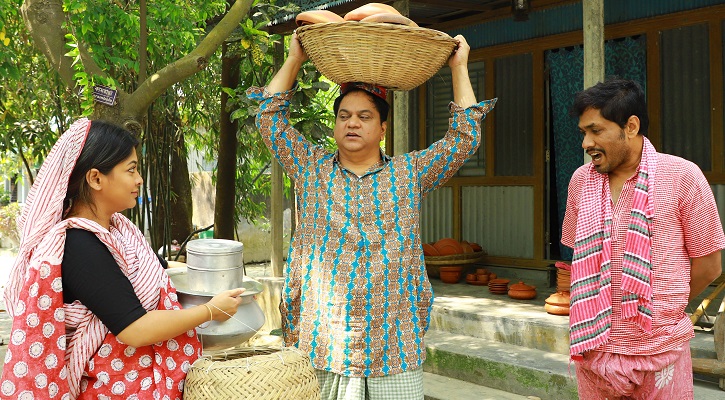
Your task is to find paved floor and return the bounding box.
[0,249,722,399]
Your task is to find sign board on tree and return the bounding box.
[93,85,117,106]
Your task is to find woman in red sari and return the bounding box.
[0,119,243,399]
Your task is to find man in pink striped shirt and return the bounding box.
[562,78,724,399]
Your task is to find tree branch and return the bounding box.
[125,0,254,118]
[19,150,34,186]
[21,0,73,85]
[21,0,108,88]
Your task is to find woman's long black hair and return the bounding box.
[63,120,139,215]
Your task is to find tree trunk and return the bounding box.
[214,40,240,240]
[146,110,172,253]
[170,132,193,245]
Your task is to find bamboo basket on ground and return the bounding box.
[296,21,457,90]
[183,346,319,400]
[424,251,485,278]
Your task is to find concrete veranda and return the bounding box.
[0,248,722,398]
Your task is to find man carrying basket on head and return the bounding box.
[247,32,496,399]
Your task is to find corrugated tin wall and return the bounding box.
[420,187,453,242]
[421,186,534,258]
[461,186,534,258]
[422,184,725,260]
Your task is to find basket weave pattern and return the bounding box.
[297,22,457,90]
[183,347,320,400]
[424,252,485,278]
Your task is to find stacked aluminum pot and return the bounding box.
[167,238,265,351]
[186,239,245,291]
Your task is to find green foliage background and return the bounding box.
[0,0,337,231]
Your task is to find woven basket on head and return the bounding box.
[183,346,320,400]
[296,21,457,91]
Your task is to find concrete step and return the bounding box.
[424,329,725,400]
[424,329,578,400]
[694,381,725,400]
[430,284,570,355]
[423,372,538,400]
[429,279,718,358]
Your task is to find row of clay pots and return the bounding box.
[465,268,496,285]
[440,265,570,315]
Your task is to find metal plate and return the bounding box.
[166,267,262,297]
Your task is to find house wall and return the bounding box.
[419,1,725,268]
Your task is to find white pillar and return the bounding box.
[582,0,605,163]
[583,0,605,89]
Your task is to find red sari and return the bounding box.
[0,119,201,399]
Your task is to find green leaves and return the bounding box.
[4,0,338,234]
[1,0,80,180]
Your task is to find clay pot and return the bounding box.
[487,278,509,294]
[476,274,489,283]
[476,268,488,275]
[507,281,537,300]
[489,273,497,280]
[434,238,464,256]
[466,273,477,281]
[439,266,463,284]
[545,291,570,306]
[422,243,440,256]
[544,291,571,316]
[433,238,463,256]
[556,268,571,292]
[544,303,570,316]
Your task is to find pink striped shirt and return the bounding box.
[563,152,725,355]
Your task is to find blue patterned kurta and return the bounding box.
[248,86,496,377]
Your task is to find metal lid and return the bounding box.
[186,239,243,256]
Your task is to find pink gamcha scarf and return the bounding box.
[0,119,201,399]
[569,136,657,358]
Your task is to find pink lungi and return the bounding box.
[575,346,693,400]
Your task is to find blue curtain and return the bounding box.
[546,36,646,261]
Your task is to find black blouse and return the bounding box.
[61,228,166,335]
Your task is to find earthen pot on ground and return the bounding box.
[507,281,537,300]
[544,291,571,316]
[439,266,463,284]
